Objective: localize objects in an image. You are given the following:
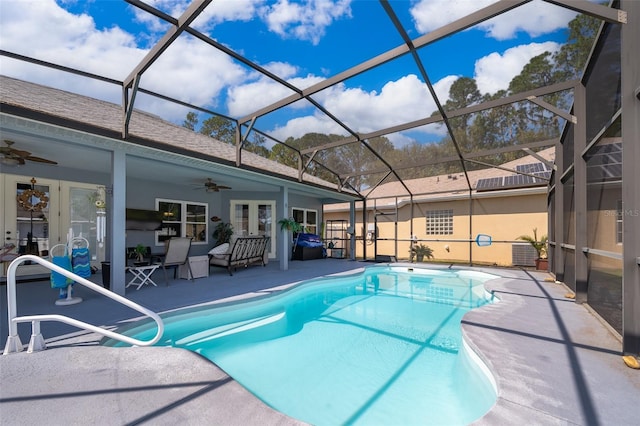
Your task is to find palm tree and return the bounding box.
[411,244,434,262]
[517,228,548,259]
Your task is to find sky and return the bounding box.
[0,0,580,147]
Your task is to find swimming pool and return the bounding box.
[111,266,499,425]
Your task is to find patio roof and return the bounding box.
[0,0,625,201]
[0,74,357,203]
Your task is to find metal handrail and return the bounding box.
[3,255,164,354]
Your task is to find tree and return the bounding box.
[182,112,270,158]
[553,12,602,81]
[200,115,235,144]
[183,112,198,130]
[270,138,300,168]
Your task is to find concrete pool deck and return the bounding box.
[1,260,638,425]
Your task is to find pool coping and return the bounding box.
[460,267,638,425]
[1,261,638,425]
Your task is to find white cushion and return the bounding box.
[208,243,230,259]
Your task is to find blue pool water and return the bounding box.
[112,266,499,425]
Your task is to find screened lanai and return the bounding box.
[1,1,638,355]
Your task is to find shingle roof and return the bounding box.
[0,75,348,193]
[325,148,554,211]
[1,75,554,205]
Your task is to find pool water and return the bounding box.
[113,266,499,425]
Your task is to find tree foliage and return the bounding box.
[181,12,598,187]
[181,112,269,158]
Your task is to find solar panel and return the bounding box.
[475,177,503,191]
[533,171,552,183]
[586,142,622,182]
[476,162,553,192]
[504,174,536,187]
[516,162,546,174]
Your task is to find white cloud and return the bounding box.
[266,74,457,141]
[322,74,453,133]
[411,0,576,40]
[270,114,344,141]
[0,0,148,105]
[130,0,187,33]
[0,0,571,142]
[264,37,563,142]
[142,36,247,109]
[477,1,577,40]
[262,61,299,78]
[190,0,264,31]
[227,72,325,117]
[0,0,251,121]
[474,41,561,94]
[0,0,143,81]
[260,0,352,45]
[411,0,495,34]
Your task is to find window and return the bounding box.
[156,199,208,245]
[616,200,622,244]
[426,209,453,235]
[292,208,317,235]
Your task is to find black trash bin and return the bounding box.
[101,262,110,289]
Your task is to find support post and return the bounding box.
[621,0,640,356]
[573,83,588,303]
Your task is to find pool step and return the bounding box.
[175,311,286,346]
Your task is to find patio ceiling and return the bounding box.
[0,0,625,200]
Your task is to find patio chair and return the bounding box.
[159,237,193,286]
[1,243,20,275]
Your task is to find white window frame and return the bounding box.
[292,207,318,235]
[155,198,208,246]
[426,209,453,235]
[616,199,623,244]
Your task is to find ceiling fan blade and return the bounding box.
[11,149,32,158]
[2,140,56,165]
[25,155,58,164]
[1,156,26,165]
[217,185,232,190]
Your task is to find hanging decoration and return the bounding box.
[16,177,49,212]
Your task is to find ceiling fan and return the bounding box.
[1,140,58,165]
[196,178,232,192]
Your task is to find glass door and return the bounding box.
[2,174,60,278]
[60,182,107,268]
[230,200,275,258]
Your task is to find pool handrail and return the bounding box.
[3,254,164,355]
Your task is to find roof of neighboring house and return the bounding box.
[0,75,351,195]
[325,147,555,211]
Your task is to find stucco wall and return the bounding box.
[324,191,548,266]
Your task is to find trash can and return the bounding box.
[101,262,110,289]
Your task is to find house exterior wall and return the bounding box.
[324,191,548,266]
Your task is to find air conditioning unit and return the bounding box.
[512,243,537,266]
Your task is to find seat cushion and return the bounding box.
[208,243,230,259]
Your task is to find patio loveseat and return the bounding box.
[208,236,270,275]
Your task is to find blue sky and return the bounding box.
[0,0,579,147]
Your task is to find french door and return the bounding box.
[2,174,59,277]
[230,200,276,258]
[59,182,107,268]
[2,173,105,278]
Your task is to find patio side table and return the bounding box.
[126,264,160,290]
